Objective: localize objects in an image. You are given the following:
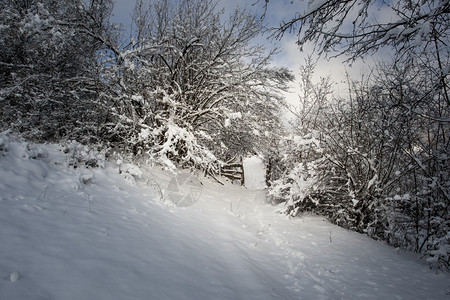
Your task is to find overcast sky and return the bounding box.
[110,0,372,107]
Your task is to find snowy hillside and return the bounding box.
[0,134,449,299]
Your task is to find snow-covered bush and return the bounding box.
[119,163,143,179]
[23,143,49,160]
[118,162,142,185]
[268,134,323,216]
[99,0,291,175]
[271,58,449,269]
[61,141,106,169]
[1,130,48,161]
[150,121,218,172]
[426,234,450,270]
[0,0,115,144]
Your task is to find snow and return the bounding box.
[243,156,266,190]
[9,271,20,282]
[131,95,143,103]
[138,128,151,140]
[229,112,242,119]
[119,162,143,178]
[0,137,449,299]
[367,173,378,189]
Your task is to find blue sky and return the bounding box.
[110,0,371,106]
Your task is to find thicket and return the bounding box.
[266,0,449,269]
[0,0,291,173]
[0,0,116,143]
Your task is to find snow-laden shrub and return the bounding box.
[61,141,106,168]
[269,161,321,216]
[118,162,142,185]
[119,163,142,179]
[23,143,49,160]
[268,134,324,216]
[138,120,219,173]
[272,60,450,269]
[1,130,48,160]
[426,233,450,270]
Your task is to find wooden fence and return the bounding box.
[219,160,244,185]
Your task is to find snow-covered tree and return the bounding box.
[268,59,331,215]
[0,0,117,143]
[103,0,292,171]
[263,0,449,269]
[271,59,449,268]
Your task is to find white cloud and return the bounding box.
[110,0,377,107]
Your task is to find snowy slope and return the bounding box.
[0,136,449,300]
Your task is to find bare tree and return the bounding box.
[264,0,449,60]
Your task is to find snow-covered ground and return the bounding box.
[0,135,449,300]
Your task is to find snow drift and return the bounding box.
[0,133,448,299]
